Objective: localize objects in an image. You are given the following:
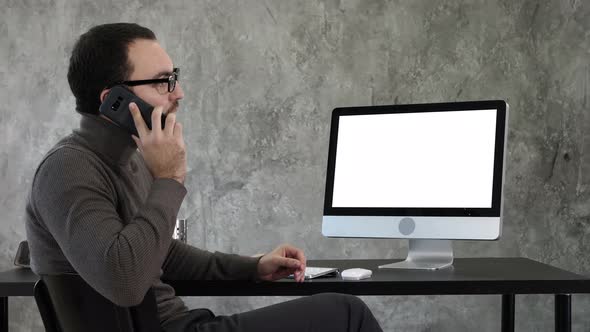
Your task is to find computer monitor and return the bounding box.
[322,100,509,270]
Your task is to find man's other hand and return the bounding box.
[257,244,307,282]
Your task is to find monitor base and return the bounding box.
[379,239,453,270]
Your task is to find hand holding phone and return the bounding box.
[99,85,186,183]
[129,103,187,184]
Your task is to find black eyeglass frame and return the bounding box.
[107,67,180,93]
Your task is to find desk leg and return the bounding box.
[1,296,7,332]
[501,294,515,332]
[555,294,571,332]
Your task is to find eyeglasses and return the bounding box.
[108,67,180,94]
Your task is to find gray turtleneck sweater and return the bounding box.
[25,114,261,324]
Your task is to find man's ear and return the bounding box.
[99,88,111,103]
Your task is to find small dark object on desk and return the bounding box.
[14,241,30,268]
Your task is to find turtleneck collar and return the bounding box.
[73,114,138,166]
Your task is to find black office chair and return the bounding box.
[33,274,162,332]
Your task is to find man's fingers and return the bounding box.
[164,112,176,136]
[129,103,148,138]
[283,244,307,266]
[173,122,183,140]
[282,245,306,280]
[151,106,164,132]
[275,257,301,269]
[294,270,305,283]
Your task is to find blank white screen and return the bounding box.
[332,109,497,208]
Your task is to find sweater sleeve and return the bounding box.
[30,147,186,306]
[161,240,261,281]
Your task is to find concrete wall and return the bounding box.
[2,0,589,330]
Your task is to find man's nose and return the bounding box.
[171,82,184,101]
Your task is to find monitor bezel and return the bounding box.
[323,100,507,217]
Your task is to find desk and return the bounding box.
[2,258,590,332]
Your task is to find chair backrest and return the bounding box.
[33,274,162,332]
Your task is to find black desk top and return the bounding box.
[0,267,38,296]
[2,258,590,297]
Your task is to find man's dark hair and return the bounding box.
[67,23,156,115]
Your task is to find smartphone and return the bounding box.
[99,85,166,137]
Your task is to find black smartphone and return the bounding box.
[99,85,166,137]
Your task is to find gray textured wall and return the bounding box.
[2,0,589,331]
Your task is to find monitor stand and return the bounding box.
[379,239,453,270]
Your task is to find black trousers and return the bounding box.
[162,293,383,332]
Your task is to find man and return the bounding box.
[25,23,382,331]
